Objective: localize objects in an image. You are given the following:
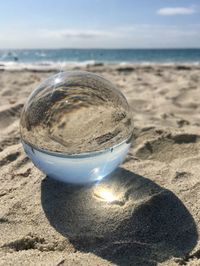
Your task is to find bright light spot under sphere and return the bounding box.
[20,71,133,184]
[96,189,117,202]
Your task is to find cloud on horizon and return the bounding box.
[157,6,196,16]
[0,24,200,49]
[40,29,110,39]
[40,25,199,40]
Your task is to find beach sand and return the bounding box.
[0,64,200,265]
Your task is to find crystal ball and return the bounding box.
[20,71,133,184]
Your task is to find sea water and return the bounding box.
[1,48,200,65]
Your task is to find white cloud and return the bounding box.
[40,29,111,39]
[157,6,196,15]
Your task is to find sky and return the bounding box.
[0,0,200,49]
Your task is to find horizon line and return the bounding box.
[1,47,200,50]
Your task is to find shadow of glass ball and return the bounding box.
[41,168,198,266]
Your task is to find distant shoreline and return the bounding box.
[0,61,200,71]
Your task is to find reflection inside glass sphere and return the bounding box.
[20,71,133,184]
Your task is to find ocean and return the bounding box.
[0,49,200,69]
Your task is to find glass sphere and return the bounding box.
[20,71,133,184]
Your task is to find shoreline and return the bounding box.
[0,61,200,71]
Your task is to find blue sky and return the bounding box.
[0,0,200,48]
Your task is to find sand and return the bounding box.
[0,64,200,266]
